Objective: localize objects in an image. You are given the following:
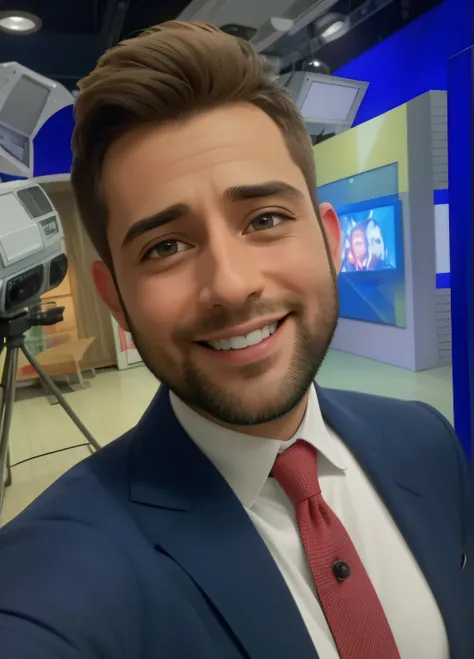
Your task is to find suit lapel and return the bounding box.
[317,387,473,659]
[127,384,472,658]
[129,386,318,659]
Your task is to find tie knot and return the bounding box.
[272,440,321,504]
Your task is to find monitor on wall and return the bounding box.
[281,71,368,135]
[0,63,74,178]
[336,195,406,328]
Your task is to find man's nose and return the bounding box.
[197,235,265,310]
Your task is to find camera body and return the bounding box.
[0,180,67,316]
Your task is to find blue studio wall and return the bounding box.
[335,1,474,454]
[335,0,473,292]
[335,0,474,126]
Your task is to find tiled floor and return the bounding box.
[1,349,453,526]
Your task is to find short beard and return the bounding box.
[117,270,339,428]
[177,309,335,426]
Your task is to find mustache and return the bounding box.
[176,300,300,340]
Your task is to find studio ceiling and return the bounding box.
[0,0,445,89]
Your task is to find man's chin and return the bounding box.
[195,399,298,429]
[179,371,309,428]
[139,307,334,428]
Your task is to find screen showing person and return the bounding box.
[336,198,405,327]
[340,205,397,272]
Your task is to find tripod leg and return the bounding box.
[0,347,18,507]
[0,344,13,427]
[20,344,101,453]
[5,449,11,487]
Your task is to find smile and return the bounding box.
[195,315,290,367]
[205,322,279,351]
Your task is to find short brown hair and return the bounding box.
[71,21,316,268]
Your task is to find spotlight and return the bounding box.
[305,59,330,75]
[270,17,294,32]
[321,20,345,40]
[0,11,42,35]
[316,13,349,43]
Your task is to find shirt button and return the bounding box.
[333,560,351,581]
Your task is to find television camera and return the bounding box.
[0,180,100,512]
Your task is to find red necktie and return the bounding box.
[272,440,401,659]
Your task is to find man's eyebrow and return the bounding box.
[224,181,305,203]
[121,182,303,248]
[122,203,188,248]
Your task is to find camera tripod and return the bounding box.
[0,309,101,513]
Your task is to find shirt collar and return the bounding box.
[169,386,346,509]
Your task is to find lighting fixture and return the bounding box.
[321,20,345,40]
[0,11,42,35]
[304,58,330,75]
[270,17,294,32]
[316,13,349,43]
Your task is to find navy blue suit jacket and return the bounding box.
[0,386,473,658]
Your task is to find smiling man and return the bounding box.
[95,101,339,437]
[0,21,473,659]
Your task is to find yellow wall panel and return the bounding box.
[313,103,408,193]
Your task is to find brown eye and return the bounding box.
[144,239,188,261]
[247,213,286,233]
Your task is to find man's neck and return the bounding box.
[190,390,310,442]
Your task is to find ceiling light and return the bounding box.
[304,58,330,75]
[270,17,294,32]
[0,11,42,35]
[321,20,345,40]
[316,13,349,44]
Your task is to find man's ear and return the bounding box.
[91,260,130,332]
[319,202,342,273]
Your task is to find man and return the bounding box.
[347,219,391,271]
[350,226,369,270]
[0,21,472,659]
[365,218,387,268]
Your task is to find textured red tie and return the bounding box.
[272,440,401,659]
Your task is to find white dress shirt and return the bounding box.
[170,388,448,659]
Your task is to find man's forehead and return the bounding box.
[102,104,304,221]
[103,104,291,177]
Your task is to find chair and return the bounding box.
[17,337,96,390]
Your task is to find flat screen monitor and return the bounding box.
[336,196,406,328]
[0,75,50,136]
[284,72,368,128]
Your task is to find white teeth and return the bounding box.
[230,336,248,350]
[207,321,280,351]
[245,328,263,346]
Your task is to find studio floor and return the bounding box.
[1,349,454,526]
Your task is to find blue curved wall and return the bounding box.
[0,104,74,181]
[336,0,474,126]
[33,105,75,176]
